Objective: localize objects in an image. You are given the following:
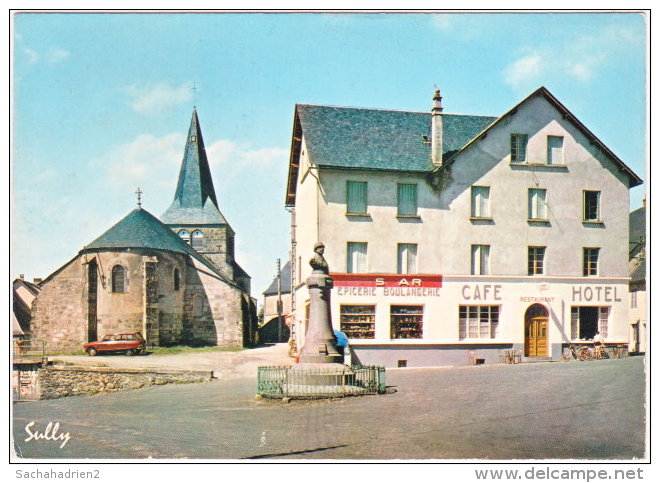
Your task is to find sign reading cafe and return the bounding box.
[331,274,442,297]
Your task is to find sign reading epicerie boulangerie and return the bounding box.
[331,274,442,297]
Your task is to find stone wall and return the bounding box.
[38,366,212,399]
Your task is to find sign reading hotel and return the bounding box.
[331,273,442,297]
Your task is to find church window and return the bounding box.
[111,265,126,293]
[174,268,180,291]
[178,230,191,245]
[191,230,204,250]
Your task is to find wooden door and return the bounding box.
[87,259,98,342]
[525,317,548,357]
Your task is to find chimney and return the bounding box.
[19,274,24,280]
[431,89,443,167]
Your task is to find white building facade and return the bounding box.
[285,87,642,368]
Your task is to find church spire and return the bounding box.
[160,108,228,225]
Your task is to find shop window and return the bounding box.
[583,191,601,221]
[528,188,547,220]
[191,230,204,250]
[111,265,126,293]
[397,243,418,274]
[346,181,368,215]
[528,246,546,275]
[583,247,600,276]
[471,186,490,218]
[511,134,528,163]
[397,183,418,216]
[571,306,609,340]
[547,136,564,164]
[459,306,499,340]
[390,305,423,339]
[347,242,368,274]
[471,244,490,275]
[340,305,375,339]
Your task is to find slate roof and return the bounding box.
[263,260,292,295]
[161,108,230,226]
[83,208,230,282]
[296,104,496,172]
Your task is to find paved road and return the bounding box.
[12,356,646,460]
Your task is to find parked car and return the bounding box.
[83,332,146,356]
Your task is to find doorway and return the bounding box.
[524,304,548,357]
[87,259,98,342]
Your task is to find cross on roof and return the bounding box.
[135,187,143,208]
[192,82,197,107]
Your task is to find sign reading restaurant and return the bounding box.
[331,273,442,297]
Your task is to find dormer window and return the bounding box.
[190,135,197,143]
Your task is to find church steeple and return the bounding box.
[161,108,228,225]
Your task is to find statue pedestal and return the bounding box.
[298,271,342,364]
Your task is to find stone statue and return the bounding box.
[309,242,329,274]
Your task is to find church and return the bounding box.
[28,109,258,352]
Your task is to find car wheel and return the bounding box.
[126,349,135,356]
[87,348,97,357]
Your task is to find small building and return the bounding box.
[27,109,258,352]
[260,261,292,343]
[628,203,646,354]
[284,87,642,367]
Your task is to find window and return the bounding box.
[340,305,375,339]
[390,305,423,339]
[511,134,528,162]
[528,188,547,220]
[111,265,126,293]
[631,291,638,309]
[584,191,601,221]
[346,181,368,215]
[191,230,204,250]
[174,268,181,291]
[471,245,490,275]
[178,229,191,245]
[397,183,418,216]
[347,242,368,273]
[397,243,418,274]
[583,247,600,276]
[471,186,490,218]
[528,246,546,275]
[459,306,499,339]
[547,136,564,164]
[571,306,609,340]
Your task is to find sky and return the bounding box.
[11,11,648,303]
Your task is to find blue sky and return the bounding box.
[11,12,647,300]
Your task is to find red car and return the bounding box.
[84,332,146,356]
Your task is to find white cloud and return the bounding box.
[206,139,288,169]
[503,23,643,89]
[21,46,70,65]
[126,82,193,115]
[430,14,452,31]
[99,133,184,189]
[503,53,543,88]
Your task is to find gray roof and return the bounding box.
[263,260,291,295]
[161,108,229,226]
[84,208,232,283]
[296,104,496,172]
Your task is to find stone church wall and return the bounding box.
[30,259,88,353]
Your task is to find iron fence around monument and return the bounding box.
[257,365,386,399]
